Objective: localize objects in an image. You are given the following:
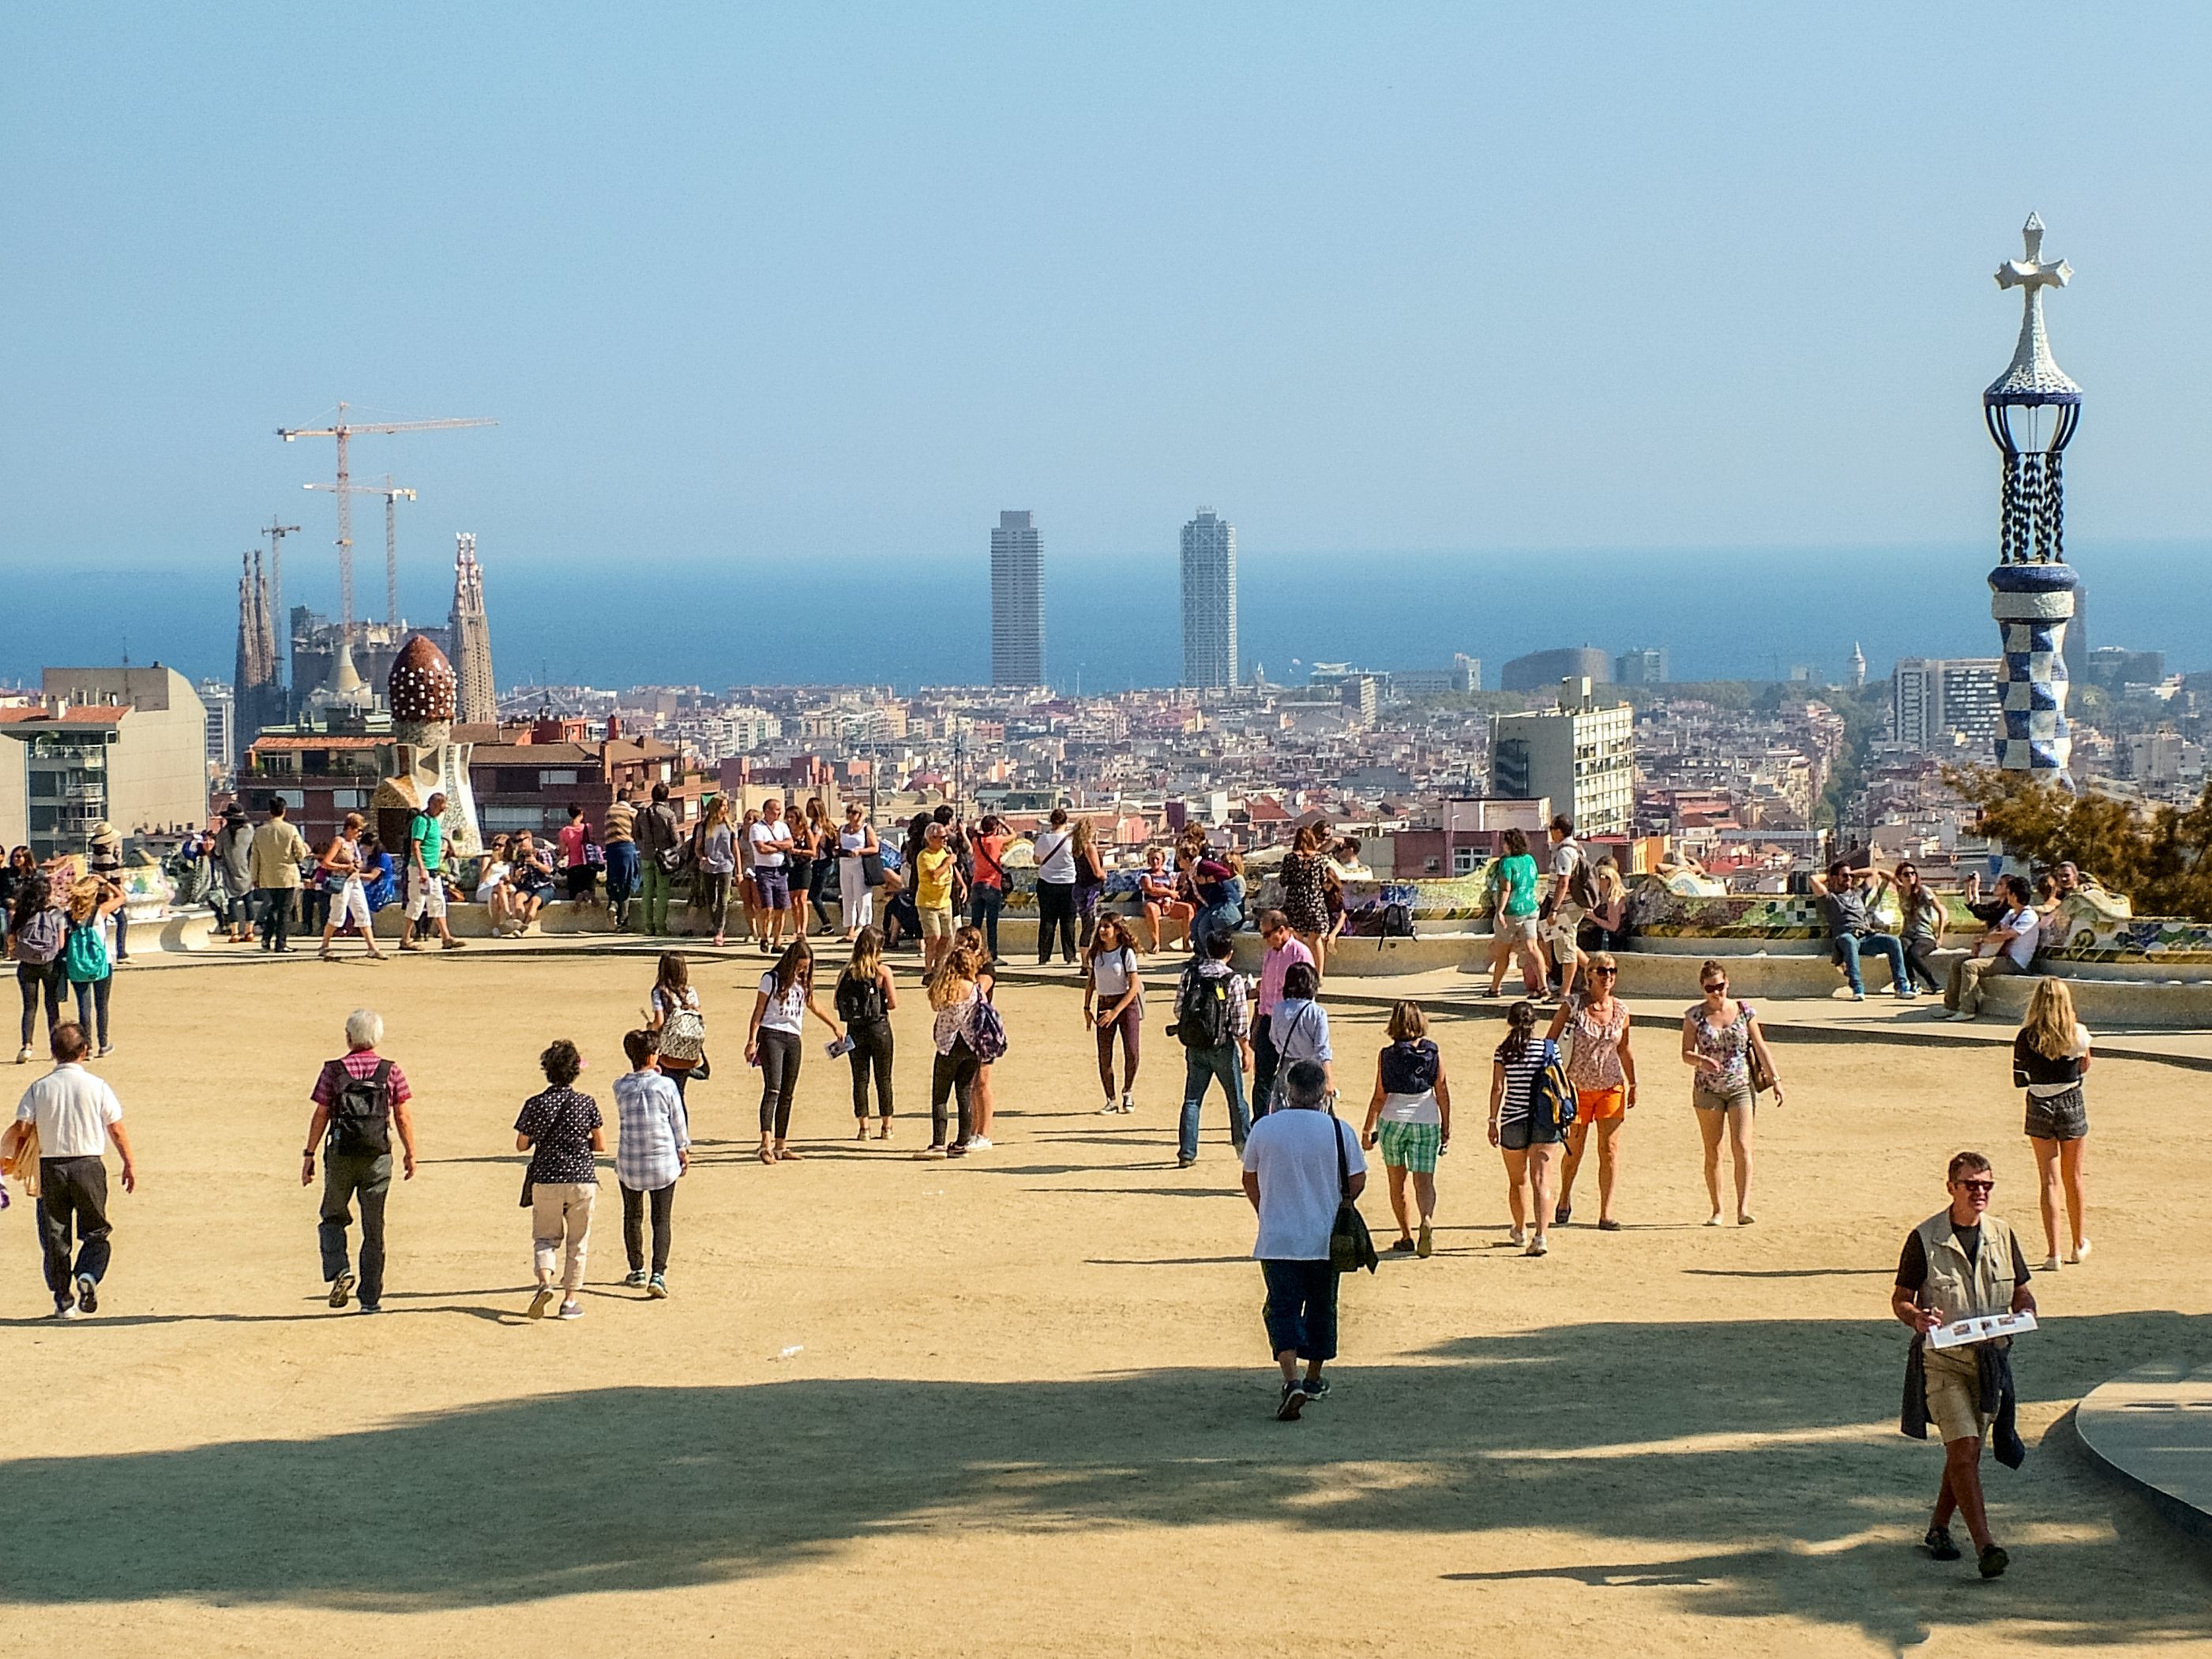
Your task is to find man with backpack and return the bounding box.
[634,782,682,937]
[1174,931,1252,1167]
[302,1008,418,1315]
[1541,815,1593,1003]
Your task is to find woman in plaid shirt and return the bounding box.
[612,1028,689,1298]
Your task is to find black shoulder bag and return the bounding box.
[1327,1105,1378,1274]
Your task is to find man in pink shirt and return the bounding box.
[1252,910,1315,1120]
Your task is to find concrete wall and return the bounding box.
[110,696,211,836]
[0,738,24,851]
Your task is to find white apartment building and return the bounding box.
[1489,679,1636,835]
[1893,658,2003,753]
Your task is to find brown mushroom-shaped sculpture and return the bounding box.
[389,632,458,723]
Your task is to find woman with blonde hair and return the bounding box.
[62,876,123,1057]
[694,794,738,948]
[2016,977,2092,1271]
[922,944,987,1158]
[1360,1000,1452,1256]
[955,924,1000,1147]
[1070,816,1109,951]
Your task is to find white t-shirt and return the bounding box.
[1035,828,1076,884]
[1089,946,1141,1004]
[1998,905,2040,967]
[1242,1108,1365,1260]
[757,972,806,1034]
[1550,837,1584,905]
[748,819,793,869]
[15,1064,123,1159]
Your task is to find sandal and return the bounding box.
[776,1147,803,1162]
[757,1147,776,1165]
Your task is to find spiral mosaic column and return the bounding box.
[1982,213,2082,783]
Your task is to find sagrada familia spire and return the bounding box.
[449,531,496,725]
[231,550,284,761]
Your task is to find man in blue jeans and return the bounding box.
[1175,931,1252,1166]
[1242,1060,1365,1421]
[1811,859,1913,1002]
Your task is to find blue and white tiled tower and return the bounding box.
[1983,214,2081,782]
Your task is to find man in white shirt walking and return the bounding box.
[1241,1059,1365,1421]
[10,1022,137,1317]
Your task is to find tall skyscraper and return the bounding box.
[449,532,497,725]
[231,550,282,762]
[1615,646,1669,685]
[1179,507,1237,689]
[990,510,1045,686]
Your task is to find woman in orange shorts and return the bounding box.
[1545,951,1636,1228]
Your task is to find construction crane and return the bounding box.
[260,519,303,685]
[304,474,416,626]
[277,402,495,632]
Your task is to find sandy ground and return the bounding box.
[2,944,2208,1657]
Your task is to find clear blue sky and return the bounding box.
[2,5,2208,683]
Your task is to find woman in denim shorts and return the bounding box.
[2015,978,2091,1272]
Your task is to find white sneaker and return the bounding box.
[2068,1238,2092,1264]
[1507,1226,1527,1247]
[1120,1093,1134,1113]
[13,1045,30,1064]
[1096,1101,1120,1115]
[965,1135,993,1151]
[1524,1237,1549,1257]
[2040,1254,2062,1273]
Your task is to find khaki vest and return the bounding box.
[1913,1209,2019,1327]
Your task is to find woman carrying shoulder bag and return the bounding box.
[648,951,707,1103]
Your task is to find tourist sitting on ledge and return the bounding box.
[1809,859,1913,1002]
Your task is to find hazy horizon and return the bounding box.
[14,538,2204,698]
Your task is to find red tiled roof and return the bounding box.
[0,707,128,728]
[250,734,388,752]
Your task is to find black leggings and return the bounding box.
[757,1027,802,1139]
[17,961,64,1047]
[847,1019,894,1117]
[697,871,731,936]
[1904,939,1945,996]
[1036,881,1077,964]
[621,1182,676,1274]
[72,976,111,1050]
[931,1042,980,1148]
[807,857,836,930]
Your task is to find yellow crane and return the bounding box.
[278,402,495,631]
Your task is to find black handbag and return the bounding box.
[862,850,886,888]
[1327,1105,1378,1274]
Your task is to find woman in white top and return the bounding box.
[1267,962,1334,1098]
[837,804,880,940]
[315,813,385,961]
[2016,977,2093,1271]
[744,937,843,1165]
[1083,914,1145,1113]
[1359,1000,1452,1256]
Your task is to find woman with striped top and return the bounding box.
[1489,1000,1564,1254]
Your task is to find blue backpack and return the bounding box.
[62,918,111,985]
[1530,1038,1578,1135]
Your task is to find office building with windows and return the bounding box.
[1489,678,1636,835]
[1892,658,2004,753]
[1179,507,1237,689]
[990,510,1046,686]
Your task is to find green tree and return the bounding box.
[1944,767,2212,920]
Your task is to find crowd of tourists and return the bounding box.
[1,809,2109,1577]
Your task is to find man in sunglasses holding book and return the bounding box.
[1892,1150,2037,1579]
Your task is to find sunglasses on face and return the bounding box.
[1701,981,1727,993]
[1955,1179,1996,1194]
[1590,966,1617,976]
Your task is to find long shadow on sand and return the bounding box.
[2,1312,2206,1646]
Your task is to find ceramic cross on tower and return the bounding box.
[1996,213,2070,298]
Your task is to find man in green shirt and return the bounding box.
[400,792,464,953]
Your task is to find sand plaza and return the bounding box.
[2,940,2208,1657]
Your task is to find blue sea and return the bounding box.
[7,541,2205,695]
